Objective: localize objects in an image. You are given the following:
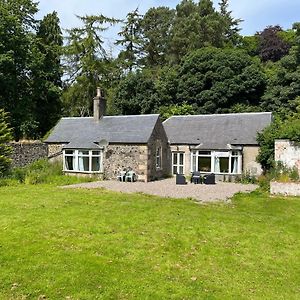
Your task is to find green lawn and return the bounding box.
[0,185,300,299]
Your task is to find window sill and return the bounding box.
[63,170,103,174]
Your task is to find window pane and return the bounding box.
[173,153,177,165]
[198,157,211,172]
[173,166,177,175]
[232,151,239,156]
[92,151,100,156]
[219,157,229,173]
[179,153,184,165]
[78,150,89,155]
[231,156,238,173]
[192,154,197,172]
[78,156,89,171]
[65,156,74,170]
[198,151,210,155]
[92,157,100,171]
[65,150,74,155]
[179,166,184,174]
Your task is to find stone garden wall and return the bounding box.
[10,141,48,167]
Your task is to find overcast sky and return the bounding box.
[37,0,300,49]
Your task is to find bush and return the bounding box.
[236,171,257,184]
[257,115,300,171]
[0,109,13,176]
[6,159,97,186]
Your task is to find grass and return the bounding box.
[0,185,300,299]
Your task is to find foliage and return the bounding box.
[257,115,300,171]
[159,102,195,120]
[113,70,159,115]
[0,0,38,139]
[177,47,266,113]
[0,109,12,176]
[141,6,175,67]
[63,14,119,116]
[116,8,143,71]
[31,11,63,137]
[236,171,257,184]
[257,25,291,62]
[6,159,96,186]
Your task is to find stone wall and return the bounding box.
[147,118,171,181]
[10,141,48,167]
[243,146,263,176]
[270,181,300,196]
[275,140,300,174]
[103,144,148,181]
[47,143,65,162]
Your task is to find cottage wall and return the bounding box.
[169,145,191,175]
[147,118,171,181]
[103,144,148,181]
[243,146,263,176]
[10,141,48,167]
[275,140,300,174]
[47,143,66,162]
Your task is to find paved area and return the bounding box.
[63,178,258,202]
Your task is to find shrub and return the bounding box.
[257,115,300,171]
[0,109,13,176]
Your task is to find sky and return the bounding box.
[37,0,300,51]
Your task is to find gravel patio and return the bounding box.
[63,178,258,202]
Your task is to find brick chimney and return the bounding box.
[93,87,106,121]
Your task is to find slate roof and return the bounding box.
[45,114,159,149]
[163,112,272,149]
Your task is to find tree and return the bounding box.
[159,102,195,120]
[0,0,38,139]
[219,0,242,46]
[113,70,159,115]
[31,11,63,137]
[261,24,300,115]
[0,109,12,176]
[177,47,266,113]
[141,6,175,67]
[257,25,291,62]
[63,14,119,116]
[116,8,143,72]
[257,115,300,171]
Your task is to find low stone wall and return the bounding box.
[270,181,300,196]
[10,141,48,168]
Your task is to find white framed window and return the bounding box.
[156,146,162,169]
[63,149,103,173]
[172,152,185,174]
[191,150,242,174]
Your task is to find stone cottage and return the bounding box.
[163,112,272,180]
[45,88,169,182]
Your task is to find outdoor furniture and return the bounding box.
[117,170,127,182]
[191,171,202,184]
[176,174,187,185]
[203,173,215,184]
[125,171,137,182]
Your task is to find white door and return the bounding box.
[172,152,184,175]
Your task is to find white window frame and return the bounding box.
[63,149,103,173]
[190,150,242,175]
[172,152,185,175]
[156,146,162,170]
